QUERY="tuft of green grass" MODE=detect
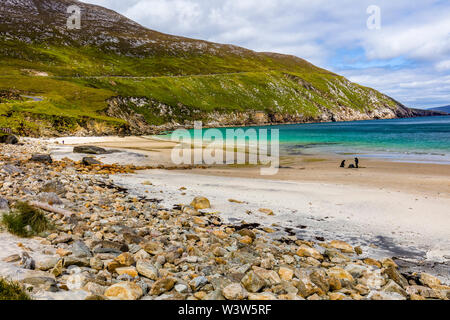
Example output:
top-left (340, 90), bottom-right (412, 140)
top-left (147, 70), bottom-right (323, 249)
top-left (0, 278), bottom-right (32, 300)
top-left (2, 202), bottom-right (51, 237)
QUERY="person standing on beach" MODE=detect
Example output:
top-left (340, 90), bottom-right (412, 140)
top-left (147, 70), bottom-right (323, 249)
top-left (355, 157), bottom-right (359, 168)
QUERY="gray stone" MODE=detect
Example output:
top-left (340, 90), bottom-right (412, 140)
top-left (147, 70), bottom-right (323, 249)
top-left (0, 135), bottom-right (18, 144)
top-left (189, 276), bottom-right (208, 291)
top-left (136, 260), bottom-right (159, 280)
top-left (72, 241), bottom-right (93, 258)
top-left (82, 157), bottom-right (102, 166)
top-left (73, 146), bottom-right (110, 155)
top-left (0, 197), bottom-right (9, 212)
top-left (30, 154), bottom-right (52, 164)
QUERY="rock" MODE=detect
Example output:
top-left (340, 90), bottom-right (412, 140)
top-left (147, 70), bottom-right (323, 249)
top-left (329, 240), bottom-right (354, 253)
top-left (363, 258), bottom-right (382, 268)
top-left (141, 241), bottom-right (162, 255)
top-left (3, 254), bottom-right (20, 263)
top-left (238, 229), bottom-right (256, 240)
top-left (309, 270), bottom-right (330, 293)
top-left (67, 273), bottom-right (88, 290)
top-left (0, 197), bottom-right (9, 212)
top-left (52, 234), bottom-right (72, 244)
top-left (222, 283), bottom-right (248, 300)
top-left (383, 280), bottom-right (408, 297)
top-left (258, 208), bottom-right (274, 216)
top-left (190, 197), bottom-right (211, 210)
top-left (420, 273), bottom-right (442, 288)
top-left (278, 267), bottom-right (294, 281)
top-left (105, 282), bottom-right (144, 300)
top-left (384, 266), bottom-right (408, 288)
top-left (324, 249), bottom-right (350, 263)
top-left (73, 146), bottom-right (109, 155)
top-left (30, 154), bottom-right (53, 164)
top-left (20, 252), bottom-right (35, 270)
top-left (136, 260), bottom-right (159, 280)
top-left (368, 290), bottom-right (406, 300)
top-left (51, 259), bottom-right (63, 277)
top-left (72, 241), bottom-right (93, 258)
top-left (116, 267), bottom-right (139, 278)
top-left (241, 271), bottom-right (265, 293)
top-left (63, 256), bottom-right (90, 268)
top-left (114, 252), bottom-right (135, 266)
top-left (344, 264), bottom-right (368, 278)
top-left (89, 257), bottom-right (104, 270)
top-left (150, 277), bottom-right (176, 296)
top-left (41, 181), bottom-right (66, 195)
top-left (190, 276), bottom-right (208, 291)
top-left (329, 292), bottom-right (347, 300)
top-left (358, 270), bottom-right (386, 290)
top-left (36, 256), bottom-right (60, 271)
top-left (326, 267), bottom-right (354, 283)
top-left (252, 266), bottom-right (281, 286)
top-left (354, 246), bottom-right (363, 255)
top-left (82, 157), bottom-right (102, 166)
top-left (406, 285), bottom-right (446, 300)
top-left (296, 245), bottom-right (323, 260)
top-left (0, 134), bottom-right (18, 144)
top-left (38, 192), bottom-right (62, 205)
top-left (83, 282), bottom-right (106, 296)
top-left (239, 236), bottom-right (253, 245)
top-left (175, 284), bottom-right (189, 294)
top-left (248, 292), bottom-right (277, 300)
top-left (22, 276), bottom-right (57, 292)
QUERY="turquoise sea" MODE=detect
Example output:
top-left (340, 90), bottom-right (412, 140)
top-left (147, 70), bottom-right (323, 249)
top-left (163, 116), bottom-right (450, 164)
top-left (270, 115), bottom-right (450, 164)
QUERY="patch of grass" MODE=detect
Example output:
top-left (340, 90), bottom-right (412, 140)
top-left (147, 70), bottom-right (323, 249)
top-left (0, 278), bottom-right (32, 300)
top-left (1, 202), bottom-right (51, 237)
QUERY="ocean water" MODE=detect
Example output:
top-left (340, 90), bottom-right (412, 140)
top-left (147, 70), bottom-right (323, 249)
top-left (161, 116), bottom-right (450, 164)
top-left (270, 116), bottom-right (450, 164)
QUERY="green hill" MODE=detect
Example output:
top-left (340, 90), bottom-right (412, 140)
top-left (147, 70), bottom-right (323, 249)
top-left (0, 0), bottom-right (435, 137)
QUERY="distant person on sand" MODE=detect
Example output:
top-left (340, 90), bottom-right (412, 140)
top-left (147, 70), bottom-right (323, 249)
top-left (340, 160), bottom-right (346, 168)
top-left (355, 157), bottom-right (359, 168)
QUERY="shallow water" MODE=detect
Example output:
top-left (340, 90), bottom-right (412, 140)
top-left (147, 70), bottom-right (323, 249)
top-left (161, 116), bottom-right (450, 164)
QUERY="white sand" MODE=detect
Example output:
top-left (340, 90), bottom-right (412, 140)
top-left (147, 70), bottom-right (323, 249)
top-left (111, 170), bottom-right (450, 265)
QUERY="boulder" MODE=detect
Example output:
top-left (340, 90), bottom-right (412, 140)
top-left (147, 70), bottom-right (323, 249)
top-left (73, 145), bottom-right (109, 155)
top-left (105, 282), bottom-right (144, 300)
top-left (71, 241), bottom-right (93, 258)
top-left (0, 134), bottom-right (18, 144)
top-left (82, 157), bottom-right (102, 166)
top-left (222, 283), bottom-right (248, 300)
top-left (30, 154), bottom-right (53, 164)
top-left (190, 197), bottom-right (211, 210)
top-left (136, 260), bottom-right (159, 280)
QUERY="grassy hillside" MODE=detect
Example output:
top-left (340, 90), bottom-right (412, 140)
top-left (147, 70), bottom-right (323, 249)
top-left (0, 0), bottom-right (403, 136)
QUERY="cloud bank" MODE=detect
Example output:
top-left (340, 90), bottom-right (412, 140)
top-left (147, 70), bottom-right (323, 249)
top-left (80, 0), bottom-right (450, 108)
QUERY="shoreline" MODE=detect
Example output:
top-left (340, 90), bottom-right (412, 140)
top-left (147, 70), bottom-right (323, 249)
top-left (46, 136), bottom-right (450, 264)
top-left (1, 136), bottom-right (448, 300)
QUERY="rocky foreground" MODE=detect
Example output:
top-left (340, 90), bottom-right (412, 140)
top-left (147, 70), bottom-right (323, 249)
top-left (0, 138), bottom-right (449, 300)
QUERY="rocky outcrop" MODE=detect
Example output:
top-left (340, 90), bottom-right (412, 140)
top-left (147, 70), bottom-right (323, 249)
top-left (105, 95), bottom-right (445, 135)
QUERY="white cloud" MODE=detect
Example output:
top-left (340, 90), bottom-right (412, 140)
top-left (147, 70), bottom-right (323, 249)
top-left (79, 0), bottom-right (450, 108)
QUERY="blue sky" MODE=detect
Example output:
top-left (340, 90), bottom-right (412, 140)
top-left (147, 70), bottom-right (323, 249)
top-left (81, 0), bottom-right (450, 109)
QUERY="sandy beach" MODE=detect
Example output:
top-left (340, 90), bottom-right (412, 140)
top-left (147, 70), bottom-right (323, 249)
top-left (42, 135), bottom-right (450, 282)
